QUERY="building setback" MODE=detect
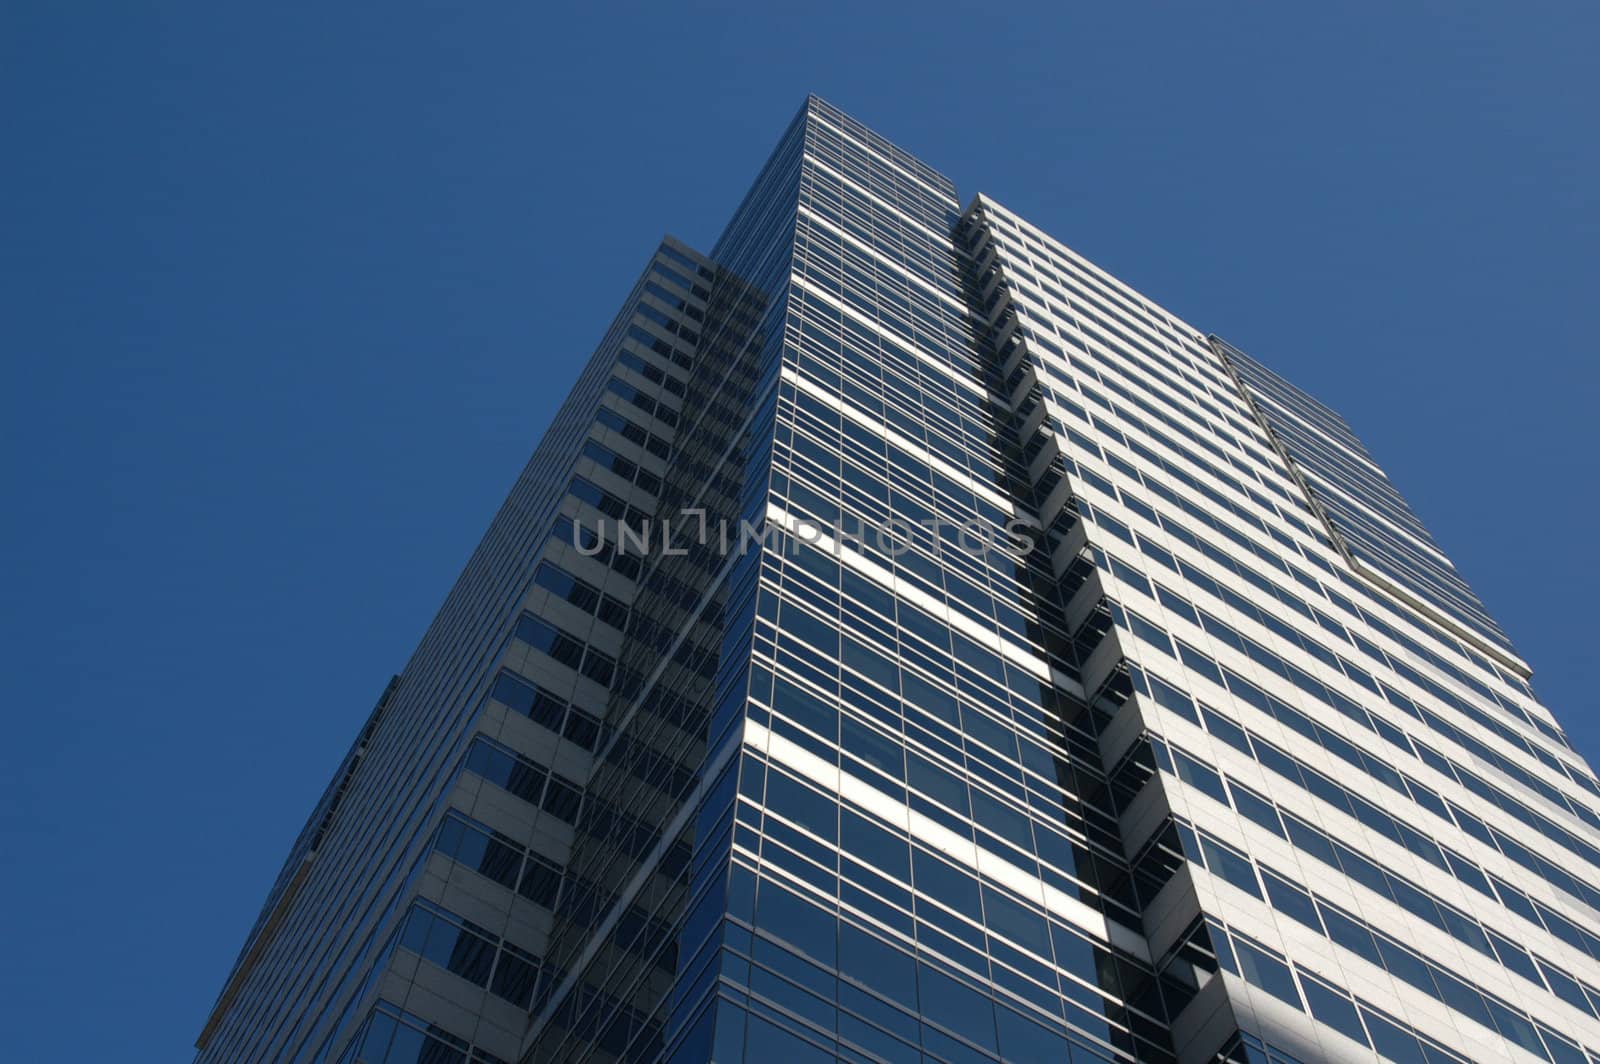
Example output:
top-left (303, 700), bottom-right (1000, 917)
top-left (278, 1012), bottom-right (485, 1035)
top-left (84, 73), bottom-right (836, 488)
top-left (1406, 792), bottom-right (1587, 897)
top-left (196, 97), bottom-right (1600, 1064)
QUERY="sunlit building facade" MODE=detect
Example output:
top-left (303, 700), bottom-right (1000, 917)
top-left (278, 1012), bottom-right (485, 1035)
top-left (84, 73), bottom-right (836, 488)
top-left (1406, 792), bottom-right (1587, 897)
top-left (198, 97), bottom-right (1600, 1064)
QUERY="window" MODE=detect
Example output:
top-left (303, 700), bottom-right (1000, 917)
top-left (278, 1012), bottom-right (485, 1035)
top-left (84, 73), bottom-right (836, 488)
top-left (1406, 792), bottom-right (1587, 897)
top-left (1231, 936), bottom-right (1300, 1009)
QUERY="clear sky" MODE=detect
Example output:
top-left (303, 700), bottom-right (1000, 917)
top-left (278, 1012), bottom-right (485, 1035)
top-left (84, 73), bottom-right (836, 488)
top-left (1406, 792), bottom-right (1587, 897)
top-left (2, 3), bottom-right (1596, 1059)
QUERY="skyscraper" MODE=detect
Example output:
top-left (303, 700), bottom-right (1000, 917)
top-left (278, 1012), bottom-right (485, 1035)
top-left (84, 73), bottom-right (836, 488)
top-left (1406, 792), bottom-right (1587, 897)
top-left (196, 97), bottom-right (1600, 1064)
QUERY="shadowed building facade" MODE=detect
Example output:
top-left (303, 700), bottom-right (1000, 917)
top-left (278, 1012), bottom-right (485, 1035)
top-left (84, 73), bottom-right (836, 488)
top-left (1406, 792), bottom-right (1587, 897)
top-left (197, 97), bottom-right (1600, 1064)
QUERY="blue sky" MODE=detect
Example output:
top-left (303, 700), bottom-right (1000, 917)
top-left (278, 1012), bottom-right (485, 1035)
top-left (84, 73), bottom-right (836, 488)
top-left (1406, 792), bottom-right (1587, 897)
top-left (2, 3), bottom-right (1596, 1058)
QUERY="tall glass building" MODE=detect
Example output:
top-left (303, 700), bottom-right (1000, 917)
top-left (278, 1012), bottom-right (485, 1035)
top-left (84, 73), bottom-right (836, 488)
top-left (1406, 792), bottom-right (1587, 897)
top-left (196, 97), bottom-right (1600, 1064)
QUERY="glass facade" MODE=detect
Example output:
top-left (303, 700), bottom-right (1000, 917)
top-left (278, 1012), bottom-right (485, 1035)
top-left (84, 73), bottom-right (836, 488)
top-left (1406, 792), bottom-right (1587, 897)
top-left (197, 97), bottom-right (1600, 1064)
